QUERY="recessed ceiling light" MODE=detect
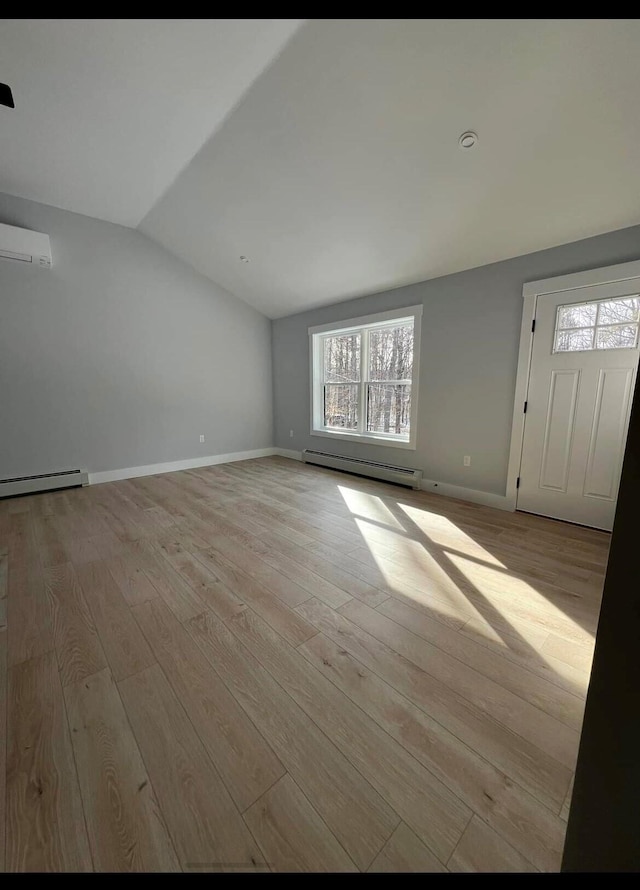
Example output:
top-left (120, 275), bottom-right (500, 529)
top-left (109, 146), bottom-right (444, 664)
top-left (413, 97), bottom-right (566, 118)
top-left (239, 255), bottom-right (250, 263)
top-left (458, 131), bottom-right (478, 150)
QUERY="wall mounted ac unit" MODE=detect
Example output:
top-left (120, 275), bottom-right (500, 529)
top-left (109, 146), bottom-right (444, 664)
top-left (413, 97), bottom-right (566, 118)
top-left (0, 222), bottom-right (52, 268)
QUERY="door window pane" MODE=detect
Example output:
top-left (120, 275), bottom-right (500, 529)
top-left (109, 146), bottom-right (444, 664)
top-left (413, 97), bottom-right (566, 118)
top-left (595, 324), bottom-right (639, 350)
top-left (323, 334), bottom-right (361, 382)
top-left (367, 383), bottom-right (411, 435)
top-left (324, 384), bottom-right (359, 429)
top-left (555, 328), bottom-right (595, 352)
top-left (557, 303), bottom-right (597, 329)
top-left (554, 296), bottom-right (640, 352)
top-left (597, 297), bottom-right (640, 326)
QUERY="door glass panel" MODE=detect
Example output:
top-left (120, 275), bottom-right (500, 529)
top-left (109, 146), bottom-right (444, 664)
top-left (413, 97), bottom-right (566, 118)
top-left (557, 303), bottom-right (597, 329)
top-left (595, 324), bottom-right (639, 350)
top-left (597, 297), bottom-right (640, 326)
top-left (554, 296), bottom-right (640, 352)
top-left (555, 328), bottom-right (595, 352)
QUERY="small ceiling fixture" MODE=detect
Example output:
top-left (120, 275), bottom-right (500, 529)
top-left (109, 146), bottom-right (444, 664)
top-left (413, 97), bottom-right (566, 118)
top-left (458, 131), bottom-right (478, 150)
top-left (239, 255), bottom-right (250, 263)
top-left (0, 83), bottom-right (15, 109)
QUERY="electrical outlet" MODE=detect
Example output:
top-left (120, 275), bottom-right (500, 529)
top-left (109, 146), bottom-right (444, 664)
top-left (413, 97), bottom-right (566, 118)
top-left (289, 429), bottom-right (294, 438)
top-left (200, 434), bottom-right (205, 443)
top-left (463, 455), bottom-right (471, 466)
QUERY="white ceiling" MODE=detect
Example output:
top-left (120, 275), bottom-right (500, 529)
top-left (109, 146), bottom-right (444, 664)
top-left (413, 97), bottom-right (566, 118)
top-left (3, 20), bottom-right (640, 318)
top-left (140, 19), bottom-right (640, 316)
top-left (0, 19), bottom-right (301, 226)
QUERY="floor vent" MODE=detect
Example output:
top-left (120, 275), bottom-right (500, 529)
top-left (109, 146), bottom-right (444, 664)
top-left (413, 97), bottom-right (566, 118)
top-left (302, 449), bottom-right (422, 489)
top-left (0, 468), bottom-right (89, 498)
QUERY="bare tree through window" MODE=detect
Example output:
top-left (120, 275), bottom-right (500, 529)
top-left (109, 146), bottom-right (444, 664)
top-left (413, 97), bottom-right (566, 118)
top-left (323, 334), bottom-right (360, 428)
top-left (367, 324), bottom-right (413, 435)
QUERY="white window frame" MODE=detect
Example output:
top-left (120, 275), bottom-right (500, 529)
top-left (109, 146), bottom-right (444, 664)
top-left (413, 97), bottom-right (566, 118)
top-left (309, 305), bottom-right (422, 450)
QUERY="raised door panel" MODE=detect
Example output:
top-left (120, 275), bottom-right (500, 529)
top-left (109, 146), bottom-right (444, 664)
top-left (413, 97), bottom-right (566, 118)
top-left (538, 370), bottom-right (580, 493)
top-left (583, 367), bottom-right (635, 500)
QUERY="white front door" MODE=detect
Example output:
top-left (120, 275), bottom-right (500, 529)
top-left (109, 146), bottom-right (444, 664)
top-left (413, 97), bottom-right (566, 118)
top-left (518, 282), bottom-right (640, 530)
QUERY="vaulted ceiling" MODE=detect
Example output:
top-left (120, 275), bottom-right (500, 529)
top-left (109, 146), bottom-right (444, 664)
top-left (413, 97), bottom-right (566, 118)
top-left (2, 19), bottom-right (640, 318)
top-left (0, 19), bottom-right (302, 226)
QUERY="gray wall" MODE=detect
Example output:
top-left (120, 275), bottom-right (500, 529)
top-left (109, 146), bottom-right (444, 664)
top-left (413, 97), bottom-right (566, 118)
top-left (273, 226), bottom-right (640, 496)
top-left (0, 192), bottom-right (273, 477)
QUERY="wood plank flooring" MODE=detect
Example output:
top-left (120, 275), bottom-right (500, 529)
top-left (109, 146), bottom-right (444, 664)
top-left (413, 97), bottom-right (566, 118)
top-left (0, 456), bottom-right (607, 872)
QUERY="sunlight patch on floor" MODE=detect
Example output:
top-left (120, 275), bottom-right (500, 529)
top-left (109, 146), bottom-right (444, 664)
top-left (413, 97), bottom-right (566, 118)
top-left (341, 487), bottom-right (596, 661)
top-left (397, 502), bottom-right (507, 568)
top-left (354, 516), bottom-right (489, 627)
top-left (462, 616), bottom-right (590, 696)
top-left (542, 656), bottom-right (591, 693)
top-left (447, 551), bottom-right (593, 643)
top-left (338, 486), bottom-right (406, 531)
top-left (462, 614), bottom-right (549, 650)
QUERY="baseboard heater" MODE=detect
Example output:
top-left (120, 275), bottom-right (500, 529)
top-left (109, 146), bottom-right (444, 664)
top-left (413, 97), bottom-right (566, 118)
top-left (0, 468), bottom-right (89, 498)
top-left (302, 449), bottom-right (423, 490)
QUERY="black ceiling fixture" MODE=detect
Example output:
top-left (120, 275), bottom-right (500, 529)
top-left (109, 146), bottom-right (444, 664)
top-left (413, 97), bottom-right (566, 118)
top-left (0, 83), bottom-right (15, 108)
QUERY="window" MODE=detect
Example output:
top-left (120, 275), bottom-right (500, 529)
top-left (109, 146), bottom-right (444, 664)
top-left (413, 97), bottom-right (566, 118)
top-left (554, 296), bottom-right (640, 353)
top-left (310, 306), bottom-right (422, 448)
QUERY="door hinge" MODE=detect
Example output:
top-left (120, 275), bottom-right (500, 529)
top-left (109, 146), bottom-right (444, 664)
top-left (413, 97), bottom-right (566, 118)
top-left (516, 476), bottom-right (521, 489)
top-left (523, 400), bottom-right (528, 414)
top-left (531, 319), bottom-right (536, 333)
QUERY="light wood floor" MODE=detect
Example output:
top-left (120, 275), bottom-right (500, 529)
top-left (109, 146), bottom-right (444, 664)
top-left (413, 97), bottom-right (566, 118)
top-left (0, 456), bottom-right (608, 872)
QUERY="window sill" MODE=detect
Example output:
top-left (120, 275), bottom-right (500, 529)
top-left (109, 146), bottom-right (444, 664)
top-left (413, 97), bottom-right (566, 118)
top-left (311, 428), bottom-right (416, 450)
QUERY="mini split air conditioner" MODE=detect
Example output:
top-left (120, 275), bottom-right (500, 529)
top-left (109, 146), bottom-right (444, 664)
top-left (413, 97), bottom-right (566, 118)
top-left (0, 222), bottom-right (52, 268)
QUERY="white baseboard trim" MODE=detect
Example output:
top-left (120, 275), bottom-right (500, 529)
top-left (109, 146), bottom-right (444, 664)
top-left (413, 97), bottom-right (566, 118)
top-left (88, 448), bottom-right (277, 485)
top-left (273, 448), bottom-right (303, 461)
top-left (421, 477), bottom-right (513, 512)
